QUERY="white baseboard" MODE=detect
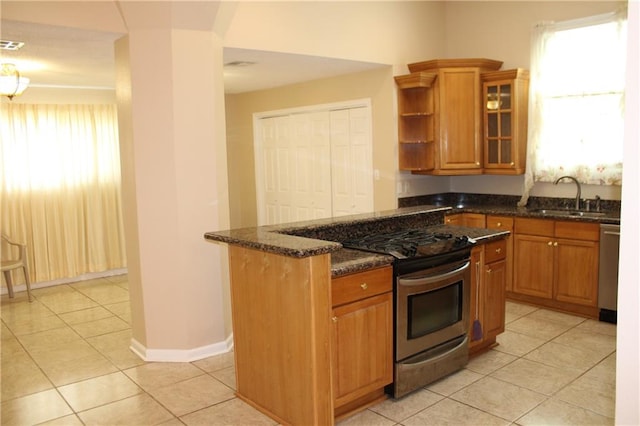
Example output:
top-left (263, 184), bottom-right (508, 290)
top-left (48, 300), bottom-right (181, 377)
top-left (129, 333), bottom-right (234, 362)
top-left (1, 268), bottom-right (128, 296)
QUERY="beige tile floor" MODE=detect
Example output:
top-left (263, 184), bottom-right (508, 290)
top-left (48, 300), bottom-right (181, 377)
top-left (1, 276), bottom-right (616, 425)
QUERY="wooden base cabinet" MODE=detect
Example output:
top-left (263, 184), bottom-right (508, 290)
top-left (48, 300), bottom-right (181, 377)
top-left (469, 239), bottom-right (507, 354)
top-left (485, 215), bottom-right (514, 292)
top-left (331, 266), bottom-right (393, 418)
top-left (444, 212), bottom-right (486, 228)
top-left (229, 247), bottom-right (334, 426)
top-left (512, 218), bottom-right (600, 317)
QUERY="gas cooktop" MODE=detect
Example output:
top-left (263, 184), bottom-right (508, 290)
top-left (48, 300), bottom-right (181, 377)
top-left (341, 228), bottom-right (476, 259)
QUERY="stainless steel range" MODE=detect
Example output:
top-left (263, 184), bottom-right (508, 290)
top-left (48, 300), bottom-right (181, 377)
top-left (342, 228), bottom-right (475, 398)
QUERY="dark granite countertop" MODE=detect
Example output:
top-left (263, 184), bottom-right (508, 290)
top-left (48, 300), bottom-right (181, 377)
top-left (330, 224), bottom-right (509, 277)
top-left (448, 204), bottom-right (621, 224)
top-left (330, 249), bottom-right (395, 277)
top-left (204, 205), bottom-right (510, 278)
top-left (400, 193), bottom-right (621, 225)
top-left (206, 192), bottom-right (621, 279)
top-left (204, 205), bottom-right (450, 259)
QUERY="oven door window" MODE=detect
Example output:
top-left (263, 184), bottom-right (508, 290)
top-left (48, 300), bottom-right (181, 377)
top-left (408, 280), bottom-right (463, 339)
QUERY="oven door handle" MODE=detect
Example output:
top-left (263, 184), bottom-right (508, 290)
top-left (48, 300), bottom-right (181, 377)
top-left (398, 261), bottom-right (470, 286)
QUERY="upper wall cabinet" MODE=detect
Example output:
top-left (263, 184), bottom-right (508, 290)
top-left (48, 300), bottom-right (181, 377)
top-left (481, 69), bottom-right (529, 175)
top-left (395, 59), bottom-right (529, 176)
top-left (394, 72), bottom-right (437, 171)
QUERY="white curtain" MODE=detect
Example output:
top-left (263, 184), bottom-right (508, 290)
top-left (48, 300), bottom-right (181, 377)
top-left (1, 104), bottom-right (126, 283)
top-left (519, 9), bottom-right (627, 206)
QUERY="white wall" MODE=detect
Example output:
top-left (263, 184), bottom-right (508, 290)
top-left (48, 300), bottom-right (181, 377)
top-left (616, 0), bottom-right (640, 422)
top-left (224, 1), bottom-right (446, 70)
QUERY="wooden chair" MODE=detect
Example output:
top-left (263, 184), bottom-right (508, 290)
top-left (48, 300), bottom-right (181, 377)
top-left (1, 233), bottom-right (33, 302)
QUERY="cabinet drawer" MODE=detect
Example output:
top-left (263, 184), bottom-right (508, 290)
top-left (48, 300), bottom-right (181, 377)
top-left (463, 213), bottom-right (486, 228)
top-left (485, 239), bottom-right (507, 263)
top-left (486, 215), bottom-right (514, 231)
top-left (332, 266), bottom-right (393, 307)
top-left (515, 217), bottom-right (554, 237)
top-left (445, 214), bottom-right (463, 225)
top-left (555, 220), bottom-right (600, 241)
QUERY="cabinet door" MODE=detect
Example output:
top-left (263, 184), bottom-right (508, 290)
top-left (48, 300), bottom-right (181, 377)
top-left (482, 70), bottom-right (529, 175)
top-left (469, 247), bottom-right (485, 349)
top-left (484, 259), bottom-right (506, 339)
top-left (484, 81), bottom-right (514, 169)
top-left (462, 213), bottom-right (486, 228)
top-left (332, 293), bottom-right (393, 407)
top-left (554, 239), bottom-right (600, 307)
top-left (444, 213), bottom-right (463, 225)
top-left (437, 68), bottom-right (482, 171)
top-left (445, 213), bottom-right (485, 227)
top-left (486, 215), bottom-right (514, 291)
top-left (513, 234), bottom-right (554, 299)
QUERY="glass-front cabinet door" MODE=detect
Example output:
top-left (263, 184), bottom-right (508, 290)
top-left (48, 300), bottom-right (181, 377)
top-left (481, 69), bottom-right (529, 175)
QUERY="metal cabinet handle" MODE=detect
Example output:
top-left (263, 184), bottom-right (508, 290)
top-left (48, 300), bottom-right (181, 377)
top-left (332, 316), bottom-right (338, 323)
top-left (360, 283), bottom-right (368, 290)
top-left (495, 247), bottom-right (502, 254)
top-left (553, 242), bottom-right (558, 247)
top-left (548, 241), bottom-right (553, 246)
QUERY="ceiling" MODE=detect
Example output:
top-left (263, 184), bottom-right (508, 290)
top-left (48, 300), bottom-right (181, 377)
top-left (0, 20), bottom-right (385, 95)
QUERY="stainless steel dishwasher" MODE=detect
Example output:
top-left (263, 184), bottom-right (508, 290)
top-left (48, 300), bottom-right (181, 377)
top-left (598, 223), bottom-right (620, 323)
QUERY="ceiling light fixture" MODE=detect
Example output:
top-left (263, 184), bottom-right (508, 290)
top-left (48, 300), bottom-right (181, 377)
top-left (0, 63), bottom-right (30, 100)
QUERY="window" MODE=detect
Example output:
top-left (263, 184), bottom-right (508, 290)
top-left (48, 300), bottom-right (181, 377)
top-left (521, 9), bottom-right (627, 202)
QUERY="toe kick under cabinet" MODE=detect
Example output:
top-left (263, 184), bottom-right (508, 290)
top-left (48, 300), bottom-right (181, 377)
top-left (511, 218), bottom-right (600, 317)
top-left (331, 266), bottom-right (393, 419)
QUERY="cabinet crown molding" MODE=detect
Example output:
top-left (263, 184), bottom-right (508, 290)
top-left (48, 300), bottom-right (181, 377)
top-left (408, 58), bottom-right (503, 73)
top-left (481, 68), bottom-right (530, 81)
top-left (394, 72), bottom-right (437, 89)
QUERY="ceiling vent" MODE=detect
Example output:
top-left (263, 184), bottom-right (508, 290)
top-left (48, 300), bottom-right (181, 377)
top-left (0, 40), bottom-right (25, 51)
top-left (225, 61), bottom-right (256, 67)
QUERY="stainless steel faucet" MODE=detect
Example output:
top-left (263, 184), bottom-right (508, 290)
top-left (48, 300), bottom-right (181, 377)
top-left (554, 175), bottom-right (581, 210)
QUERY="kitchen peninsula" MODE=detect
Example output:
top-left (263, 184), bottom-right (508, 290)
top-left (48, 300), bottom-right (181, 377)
top-left (204, 206), bottom-right (509, 425)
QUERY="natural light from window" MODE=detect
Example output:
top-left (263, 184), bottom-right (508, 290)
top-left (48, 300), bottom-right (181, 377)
top-left (525, 11), bottom-right (627, 190)
top-left (1, 104), bottom-right (121, 192)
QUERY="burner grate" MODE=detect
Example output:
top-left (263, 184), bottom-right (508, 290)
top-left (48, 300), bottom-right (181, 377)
top-left (342, 229), bottom-right (471, 259)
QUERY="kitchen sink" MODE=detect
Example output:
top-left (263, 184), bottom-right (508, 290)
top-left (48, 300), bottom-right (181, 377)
top-left (532, 209), bottom-right (607, 218)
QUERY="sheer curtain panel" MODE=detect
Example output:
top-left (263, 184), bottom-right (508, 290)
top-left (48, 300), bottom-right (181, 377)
top-left (519, 9), bottom-right (627, 205)
top-left (1, 104), bottom-right (126, 283)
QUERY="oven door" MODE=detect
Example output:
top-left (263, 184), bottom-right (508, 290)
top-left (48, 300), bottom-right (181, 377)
top-left (396, 259), bottom-right (470, 361)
